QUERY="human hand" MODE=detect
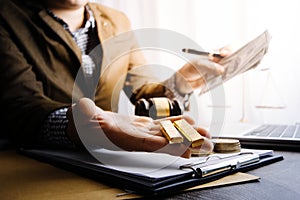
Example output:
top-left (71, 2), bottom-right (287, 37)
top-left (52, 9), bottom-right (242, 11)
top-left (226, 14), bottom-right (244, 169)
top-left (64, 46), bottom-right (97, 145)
top-left (66, 98), bottom-right (213, 158)
top-left (176, 46), bottom-right (232, 91)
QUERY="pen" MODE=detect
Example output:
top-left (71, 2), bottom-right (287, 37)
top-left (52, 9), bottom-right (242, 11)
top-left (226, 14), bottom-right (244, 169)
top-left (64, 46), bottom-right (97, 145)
top-left (182, 48), bottom-right (224, 58)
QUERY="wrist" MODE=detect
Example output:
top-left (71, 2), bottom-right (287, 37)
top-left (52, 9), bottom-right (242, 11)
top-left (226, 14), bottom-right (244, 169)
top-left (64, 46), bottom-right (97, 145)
top-left (164, 74), bottom-right (193, 111)
top-left (66, 106), bottom-right (83, 146)
top-left (174, 73), bottom-right (193, 95)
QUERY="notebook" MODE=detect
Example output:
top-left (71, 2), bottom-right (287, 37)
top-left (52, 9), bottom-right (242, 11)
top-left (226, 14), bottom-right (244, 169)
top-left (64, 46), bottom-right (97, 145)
top-left (214, 123), bottom-right (300, 150)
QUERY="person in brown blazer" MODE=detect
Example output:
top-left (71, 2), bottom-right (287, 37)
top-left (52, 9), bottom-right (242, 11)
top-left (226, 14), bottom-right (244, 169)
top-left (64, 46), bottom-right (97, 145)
top-left (0, 0), bottom-right (228, 157)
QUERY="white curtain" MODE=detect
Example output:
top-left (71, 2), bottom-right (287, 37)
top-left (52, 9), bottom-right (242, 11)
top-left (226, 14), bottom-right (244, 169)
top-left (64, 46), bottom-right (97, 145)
top-left (92, 0), bottom-right (300, 125)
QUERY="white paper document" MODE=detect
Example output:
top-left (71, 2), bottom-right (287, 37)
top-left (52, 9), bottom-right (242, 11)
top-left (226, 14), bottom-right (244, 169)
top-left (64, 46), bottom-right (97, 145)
top-left (91, 148), bottom-right (273, 179)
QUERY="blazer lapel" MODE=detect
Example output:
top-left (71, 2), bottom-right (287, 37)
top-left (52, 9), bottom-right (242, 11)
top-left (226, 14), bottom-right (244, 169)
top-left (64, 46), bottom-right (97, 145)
top-left (37, 9), bottom-right (86, 99)
top-left (38, 9), bottom-right (82, 64)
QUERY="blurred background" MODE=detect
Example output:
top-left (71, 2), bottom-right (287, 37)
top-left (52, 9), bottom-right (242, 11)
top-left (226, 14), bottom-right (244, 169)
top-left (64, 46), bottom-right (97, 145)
top-left (92, 0), bottom-right (300, 127)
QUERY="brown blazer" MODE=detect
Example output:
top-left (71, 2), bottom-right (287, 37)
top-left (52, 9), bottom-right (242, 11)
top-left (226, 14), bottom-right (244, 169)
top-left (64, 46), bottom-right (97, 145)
top-left (0, 0), bottom-right (166, 146)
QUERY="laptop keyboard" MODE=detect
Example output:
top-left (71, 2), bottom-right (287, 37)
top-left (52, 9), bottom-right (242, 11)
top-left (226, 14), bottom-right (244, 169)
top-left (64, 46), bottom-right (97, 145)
top-left (244, 124), bottom-right (300, 138)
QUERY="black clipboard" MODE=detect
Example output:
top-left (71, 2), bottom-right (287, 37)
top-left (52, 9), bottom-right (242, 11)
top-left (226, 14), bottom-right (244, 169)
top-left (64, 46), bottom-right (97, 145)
top-left (19, 148), bottom-right (283, 196)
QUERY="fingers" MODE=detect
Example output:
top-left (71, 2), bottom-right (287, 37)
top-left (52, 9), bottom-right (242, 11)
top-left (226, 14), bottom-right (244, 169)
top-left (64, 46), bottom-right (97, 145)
top-left (142, 136), bottom-right (191, 158)
top-left (148, 117), bottom-right (213, 158)
top-left (72, 99), bottom-right (212, 159)
top-left (219, 45), bottom-right (233, 57)
top-left (202, 137), bottom-right (214, 152)
top-left (194, 126), bottom-right (211, 139)
top-left (211, 45), bottom-right (233, 63)
top-left (98, 114), bottom-right (212, 158)
top-left (141, 135), bottom-right (169, 152)
top-left (189, 137), bottom-right (214, 154)
top-left (179, 45), bottom-right (231, 88)
top-left (154, 115), bottom-right (195, 125)
top-left (194, 59), bottom-right (225, 75)
top-left (153, 115), bottom-right (195, 137)
top-left (192, 45), bottom-right (233, 74)
top-left (141, 133), bottom-right (213, 158)
top-left (158, 143), bottom-right (192, 158)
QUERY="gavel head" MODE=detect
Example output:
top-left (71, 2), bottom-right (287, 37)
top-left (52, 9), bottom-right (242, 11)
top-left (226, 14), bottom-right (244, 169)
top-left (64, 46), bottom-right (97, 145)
top-left (135, 97), bottom-right (183, 119)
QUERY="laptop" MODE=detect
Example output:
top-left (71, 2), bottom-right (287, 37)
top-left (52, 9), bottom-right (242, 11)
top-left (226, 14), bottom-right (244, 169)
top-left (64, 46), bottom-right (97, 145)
top-left (214, 122), bottom-right (300, 150)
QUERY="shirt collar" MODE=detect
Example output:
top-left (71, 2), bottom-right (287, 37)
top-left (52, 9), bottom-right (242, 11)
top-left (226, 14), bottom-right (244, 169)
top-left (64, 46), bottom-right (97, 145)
top-left (46, 5), bottom-right (96, 36)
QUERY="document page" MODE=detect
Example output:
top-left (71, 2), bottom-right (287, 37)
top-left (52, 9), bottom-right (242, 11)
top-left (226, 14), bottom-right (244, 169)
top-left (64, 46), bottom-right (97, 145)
top-left (21, 147), bottom-right (274, 181)
top-left (91, 148), bottom-right (273, 179)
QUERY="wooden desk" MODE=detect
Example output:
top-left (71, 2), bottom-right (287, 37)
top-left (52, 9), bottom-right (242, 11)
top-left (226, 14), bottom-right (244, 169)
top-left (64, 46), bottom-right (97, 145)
top-left (0, 150), bottom-right (139, 200)
top-left (1, 150), bottom-right (299, 200)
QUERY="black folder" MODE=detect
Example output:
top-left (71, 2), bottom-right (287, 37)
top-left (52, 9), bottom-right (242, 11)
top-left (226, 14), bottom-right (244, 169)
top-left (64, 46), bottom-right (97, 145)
top-left (19, 148), bottom-right (283, 196)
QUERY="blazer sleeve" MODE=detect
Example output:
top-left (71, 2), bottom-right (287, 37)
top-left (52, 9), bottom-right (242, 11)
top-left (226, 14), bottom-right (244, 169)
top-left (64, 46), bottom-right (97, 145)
top-left (116, 15), bottom-right (167, 104)
top-left (92, 4), bottom-right (168, 106)
top-left (123, 47), bottom-right (168, 104)
top-left (0, 21), bottom-right (69, 147)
